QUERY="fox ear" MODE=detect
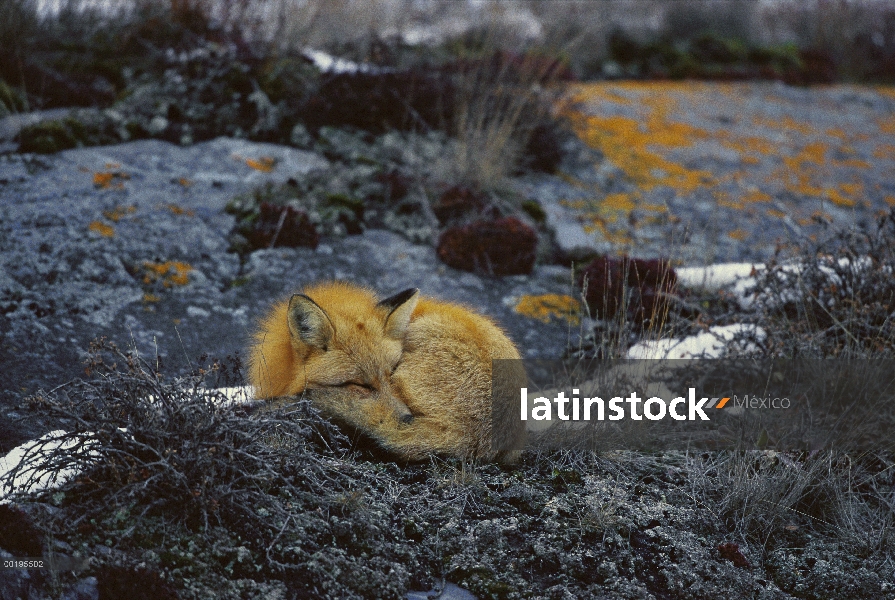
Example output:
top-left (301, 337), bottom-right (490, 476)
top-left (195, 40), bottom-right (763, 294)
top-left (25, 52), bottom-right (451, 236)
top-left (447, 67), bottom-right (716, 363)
top-left (378, 288), bottom-right (419, 339)
top-left (287, 294), bottom-right (335, 350)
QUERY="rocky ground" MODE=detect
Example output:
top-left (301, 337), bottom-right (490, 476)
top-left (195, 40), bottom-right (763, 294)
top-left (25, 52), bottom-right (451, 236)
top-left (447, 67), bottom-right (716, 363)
top-left (0, 81), bottom-right (893, 599)
top-left (0, 136), bottom-right (578, 449)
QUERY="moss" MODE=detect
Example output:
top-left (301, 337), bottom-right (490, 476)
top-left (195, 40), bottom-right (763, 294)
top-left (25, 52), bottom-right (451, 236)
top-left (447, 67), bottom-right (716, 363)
top-left (18, 118), bottom-right (81, 154)
top-left (520, 200), bottom-right (546, 223)
top-left (17, 114), bottom-right (119, 154)
top-left (0, 79), bottom-right (25, 116)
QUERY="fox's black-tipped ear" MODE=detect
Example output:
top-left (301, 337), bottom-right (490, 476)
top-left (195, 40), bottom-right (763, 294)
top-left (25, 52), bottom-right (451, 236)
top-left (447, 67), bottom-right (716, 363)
top-left (378, 288), bottom-right (419, 339)
top-left (287, 294), bottom-right (334, 350)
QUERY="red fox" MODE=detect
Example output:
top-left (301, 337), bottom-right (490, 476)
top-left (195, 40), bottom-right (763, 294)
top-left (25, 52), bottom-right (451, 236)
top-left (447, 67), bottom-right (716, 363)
top-left (248, 282), bottom-right (526, 463)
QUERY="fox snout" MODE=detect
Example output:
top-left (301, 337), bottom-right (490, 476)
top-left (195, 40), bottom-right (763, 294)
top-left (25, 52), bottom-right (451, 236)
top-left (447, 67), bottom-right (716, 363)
top-left (383, 392), bottom-right (414, 425)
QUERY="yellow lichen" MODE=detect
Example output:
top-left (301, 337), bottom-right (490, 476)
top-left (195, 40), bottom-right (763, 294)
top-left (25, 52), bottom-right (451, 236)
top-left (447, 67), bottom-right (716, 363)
top-left (88, 221), bottom-right (114, 237)
top-left (559, 81), bottom-right (887, 233)
top-left (742, 189), bottom-right (772, 203)
top-left (102, 205), bottom-right (136, 222)
top-left (563, 85), bottom-right (714, 196)
top-left (514, 294), bottom-right (581, 325)
top-left (245, 156), bottom-right (276, 172)
top-left (603, 193), bottom-right (636, 211)
top-left (143, 261), bottom-right (193, 288)
top-left (166, 204), bottom-right (195, 217)
top-left (93, 172), bottom-right (114, 188)
top-left (93, 170), bottom-right (130, 190)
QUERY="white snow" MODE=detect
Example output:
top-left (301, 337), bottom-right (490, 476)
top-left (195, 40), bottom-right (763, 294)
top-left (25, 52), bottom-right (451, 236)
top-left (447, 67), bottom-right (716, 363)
top-left (302, 49), bottom-right (386, 75)
top-left (676, 262), bottom-right (762, 291)
top-left (675, 262), bottom-right (764, 309)
top-left (627, 324), bottom-right (766, 359)
top-left (0, 430), bottom-right (97, 503)
top-left (205, 386), bottom-right (257, 406)
top-left (0, 387), bottom-right (258, 502)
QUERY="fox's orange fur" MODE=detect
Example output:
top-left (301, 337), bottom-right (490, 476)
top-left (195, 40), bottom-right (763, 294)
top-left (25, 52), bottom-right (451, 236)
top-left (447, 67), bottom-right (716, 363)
top-left (248, 282), bottom-right (526, 463)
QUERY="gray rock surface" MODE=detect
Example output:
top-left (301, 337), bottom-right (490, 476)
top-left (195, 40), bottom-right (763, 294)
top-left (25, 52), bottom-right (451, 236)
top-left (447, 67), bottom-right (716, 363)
top-left (527, 82), bottom-right (895, 266)
top-left (0, 137), bottom-right (577, 450)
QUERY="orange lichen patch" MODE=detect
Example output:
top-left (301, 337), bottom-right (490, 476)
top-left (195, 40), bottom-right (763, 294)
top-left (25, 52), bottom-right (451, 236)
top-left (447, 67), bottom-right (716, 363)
top-left (766, 208), bottom-right (787, 219)
top-left (563, 85), bottom-right (714, 195)
top-left (728, 229), bottom-right (749, 241)
top-left (142, 293), bottom-right (161, 303)
top-left (877, 87), bottom-right (895, 100)
top-left (773, 141), bottom-right (843, 199)
top-left (716, 191), bottom-right (743, 209)
top-left (878, 115), bottom-right (895, 135)
top-left (836, 158), bottom-right (871, 169)
top-left (93, 170), bottom-right (130, 190)
top-left (93, 172), bottom-right (114, 187)
top-left (885, 196), bottom-right (895, 207)
top-left (177, 177), bottom-right (193, 187)
top-left (88, 221), bottom-right (114, 237)
top-left (245, 156), bottom-right (276, 172)
top-left (809, 210), bottom-right (833, 224)
top-left (753, 115), bottom-right (815, 136)
top-left (514, 294), bottom-right (581, 325)
top-left (826, 127), bottom-right (848, 139)
top-left (560, 198), bottom-right (590, 211)
top-left (102, 205), bottom-right (136, 222)
top-left (838, 182), bottom-right (863, 197)
top-left (603, 192), bottom-right (636, 211)
top-left (823, 185), bottom-right (858, 207)
top-left (143, 261), bottom-right (193, 287)
top-left (742, 189), bottom-right (772, 203)
top-left (165, 203), bottom-right (195, 217)
top-left (873, 144), bottom-right (895, 159)
top-left (719, 134), bottom-right (779, 158)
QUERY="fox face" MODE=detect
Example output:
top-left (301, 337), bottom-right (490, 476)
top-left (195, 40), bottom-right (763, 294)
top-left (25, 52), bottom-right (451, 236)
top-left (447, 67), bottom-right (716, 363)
top-left (249, 283), bottom-right (420, 432)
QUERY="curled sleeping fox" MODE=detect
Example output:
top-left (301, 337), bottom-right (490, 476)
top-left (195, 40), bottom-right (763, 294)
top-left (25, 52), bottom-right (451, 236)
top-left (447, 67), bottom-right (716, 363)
top-left (248, 282), bottom-right (526, 463)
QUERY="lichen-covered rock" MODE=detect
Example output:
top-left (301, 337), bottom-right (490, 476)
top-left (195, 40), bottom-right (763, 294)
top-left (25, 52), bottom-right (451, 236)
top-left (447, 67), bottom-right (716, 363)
top-left (437, 217), bottom-right (537, 276)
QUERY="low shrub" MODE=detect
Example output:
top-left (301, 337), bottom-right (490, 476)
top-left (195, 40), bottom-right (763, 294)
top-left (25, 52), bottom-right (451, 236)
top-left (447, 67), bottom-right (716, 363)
top-left (436, 216), bottom-right (538, 276)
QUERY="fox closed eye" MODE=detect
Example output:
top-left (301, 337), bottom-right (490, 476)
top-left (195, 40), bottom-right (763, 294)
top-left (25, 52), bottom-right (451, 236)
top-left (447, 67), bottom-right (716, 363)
top-left (337, 381), bottom-right (375, 392)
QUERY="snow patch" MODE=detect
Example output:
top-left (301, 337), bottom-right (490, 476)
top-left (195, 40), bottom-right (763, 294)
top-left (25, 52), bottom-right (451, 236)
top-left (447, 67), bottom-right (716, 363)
top-left (0, 430), bottom-right (97, 503)
top-left (0, 387), bottom-right (258, 502)
top-left (627, 324), bottom-right (766, 359)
